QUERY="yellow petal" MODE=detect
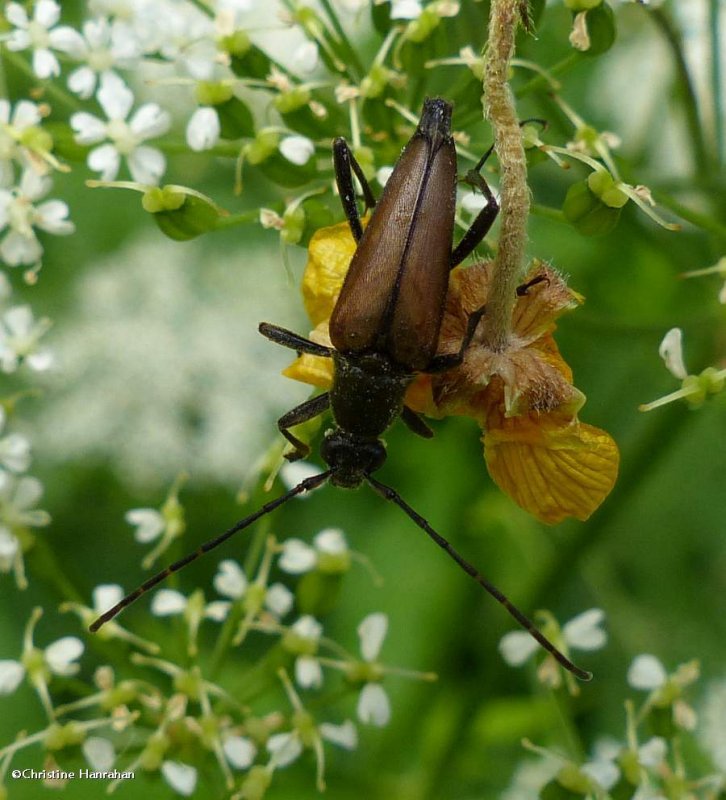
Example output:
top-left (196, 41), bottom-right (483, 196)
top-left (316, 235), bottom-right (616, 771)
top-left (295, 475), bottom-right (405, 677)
top-left (302, 221), bottom-right (358, 326)
top-left (282, 322), bottom-right (334, 389)
top-left (483, 414), bottom-right (619, 524)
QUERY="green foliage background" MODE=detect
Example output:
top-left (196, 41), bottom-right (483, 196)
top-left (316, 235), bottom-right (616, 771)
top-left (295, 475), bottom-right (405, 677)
top-left (1, 0), bottom-right (725, 797)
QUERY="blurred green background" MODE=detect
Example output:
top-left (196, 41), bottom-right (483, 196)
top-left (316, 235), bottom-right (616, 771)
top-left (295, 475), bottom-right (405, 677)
top-left (2, 0), bottom-right (725, 797)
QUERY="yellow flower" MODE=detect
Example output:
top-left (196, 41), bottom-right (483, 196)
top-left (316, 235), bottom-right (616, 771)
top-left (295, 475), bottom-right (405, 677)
top-left (284, 225), bottom-right (619, 524)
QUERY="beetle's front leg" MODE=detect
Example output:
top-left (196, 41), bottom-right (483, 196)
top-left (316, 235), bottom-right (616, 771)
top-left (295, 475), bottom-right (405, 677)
top-left (332, 138), bottom-right (377, 243)
top-left (278, 393), bottom-right (331, 461)
top-left (450, 174), bottom-right (499, 268)
top-left (427, 305), bottom-right (487, 373)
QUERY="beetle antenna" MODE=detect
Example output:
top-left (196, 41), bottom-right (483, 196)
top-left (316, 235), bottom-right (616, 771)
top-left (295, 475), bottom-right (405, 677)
top-left (90, 470), bottom-right (333, 632)
top-left (367, 475), bottom-right (592, 681)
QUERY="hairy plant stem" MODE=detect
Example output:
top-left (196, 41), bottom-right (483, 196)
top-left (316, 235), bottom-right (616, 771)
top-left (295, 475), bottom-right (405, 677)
top-left (482, 0), bottom-right (529, 352)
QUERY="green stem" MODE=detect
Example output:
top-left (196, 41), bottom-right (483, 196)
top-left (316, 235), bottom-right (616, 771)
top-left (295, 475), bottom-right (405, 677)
top-left (650, 7), bottom-right (712, 175)
top-left (318, 0), bottom-right (364, 78)
top-left (530, 203), bottom-right (567, 224)
top-left (709, 0), bottom-right (724, 165)
top-left (213, 210), bottom-right (260, 230)
top-left (515, 53), bottom-right (580, 98)
top-left (656, 191), bottom-right (726, 240)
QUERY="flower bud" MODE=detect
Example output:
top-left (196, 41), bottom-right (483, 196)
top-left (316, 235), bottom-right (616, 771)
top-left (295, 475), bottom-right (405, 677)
top-left (564, 0), bottom-right (601, 10)
top-left (238, 766), bottom-right (272, 800)
top-left (44, 722), bottom-right (86, 751)
top-left (404, 7), bottom-right (441, 42)
top-left (245, 130), bottom-right (280, 165)
top-left (587, 170), bottom-right (628, 208)
top-left (563, 180), bottom-right (621, 236)
top-left (143, 188), bottom-right (222, 241)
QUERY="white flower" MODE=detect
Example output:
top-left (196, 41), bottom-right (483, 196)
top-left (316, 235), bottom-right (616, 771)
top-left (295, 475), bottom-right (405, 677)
top-left (376, 166), bottom-right (394, 187)
top-left (223, 735), bottom-right (257, 770)
top-left (5, 1), bottom-right (85, 79)
top-left (356, 612), bottom-right (390, 726)
top-left (186, 107), bottom-right (221, 152)
top-left (279, 136), bottom-right (314, 166)
top-left (279, 460), bottom-right (324, 493)
top-left (70, 72), bottom-right (170, 184)
top-left (499, 608), bottom-right (607, 668)
top-left (628, 654), bottom-right (668, 690)
top-left (0, 407), bottom-right (31, 473)
top-left (292, 41), bottom-right (319, 74)
top-left (288, 615), bottom-right (324, 689)
top-left (0, 100), bottom-right (44, 184)
top-left (82, 737), bottom-right (116, 771)
top-left (0, 168), bottom-right (74, 268)
top-left (319, 720), bottom-right (357, 749)
top-left (66, 17), bottom-right (141, 99)
top-left (161, 761), bottom-right (197, 797)
top-left (0, 474), bottom-right (51, 582)
top-left (658, 328), bottom-right (688, 380)
top-left (213, 558), bottom-right (293, 619)
top-left (390, 0), bottom-right (423, 19)
top-left (278, 528), bottom-right (350, 575)
top-left (125, 507), bottom-right (165, 543)
top-left (267, 731), bottom-right (303, 767)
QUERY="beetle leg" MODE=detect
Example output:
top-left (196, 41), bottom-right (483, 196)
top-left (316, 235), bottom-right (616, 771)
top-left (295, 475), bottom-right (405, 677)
top-left (516, 274), bottom-right (549, 296)
top-left (333, 137), bottom-right (377, 243)
top-left (278, 392), bottom-right (331, 461)
top-left (427, 304), bottom-right (486, 373)
top-left (259, 322), bottom-right (333, 358)
top-left (450, 172), bottom-right (499, 267)
top-left (401, 406), bottom-right (434, 439)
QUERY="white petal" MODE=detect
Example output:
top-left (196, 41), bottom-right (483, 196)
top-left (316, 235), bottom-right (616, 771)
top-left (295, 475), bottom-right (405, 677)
top-left (390, 0), bottom-right (422, 19)
top-left (278, 539), bottom-right (316, 573)
top-left (70, 111), bottom-right (107, 145)
top-left (357, 682), bottom-right (390, 727)
top-left (161, 761), bottom-right (197, 797)
top-left (82, 736), bottom-right (115, 770)
top-left (461, 190), bottom-right (487, 214)
top-left (14, 475), bottom-right (43, 510)
top-left (279, 461), bottom-right (324, 493)
top-left (223, 736), bottom-right (256, 769)
top-left (186, 107), bottom-right (220, 152)
top-left (0, 530), bottom-right (19, 559)
top-left (562, 608), bottom-right (607, 651)
top-left (33, 49), bottom-right (60, 79)
top-left (264, 583), bottom-right (293, 618)
top-left (659, 328), bottom-right (688, 380)
top-left (320, 720), bottom-right (357, 750)
top-left (151, 589), bottom-right (187, 616)
top-left (45, 636), bottom-right (84, 675)
top-left (204, 600), bottom-right (231, 622)
top-left (19, 168), bottom-right (51, 201)
top-left (628, 654), bottom-right (667, 690)
top-left (295, 655), bottom-right (322, 689)
top-left (292, 41), bottom-right (319, 74)
top-left (97, 72), bottom-right (134, 121)
top-left (125, 508), bottom-right (164, 543)
top-left (0, 433), bottom-right (31, 472)
top-left (129, 103), bottom-right (170, 140)
top-left (0, 660), bottom-right (25, 693)
top-left (279, 135), bottom-right (314, 166)
top-left (638, 736), bottom-right (667, 767)
top-left (291, 614), bottom-right (322, 641)
top-left (49, 26), bottom-right (86, 57)
top-left (358, 612), bottom-right (387, 662)
top-left (582, 760), bottom-right (619, 790)
top-left (35, 200), bottom-right (74, 235)
top-left (6, 30), bottom-right (31, 52)
top-left (127, 145), bottom-right (166, 185)
top-left (498, 630), bottom-right (540, 666)
top-left (27, 350), bottom-right (54, 372)
top-left (13, 101), bottom-right (41, 129)
top-left (3, 305), bottom-right (33, 336)
top-left (313, 528), bottom-right (347, 555)
top-left (87, 143), bottom-right (121, 181)
top-left (213, 559), bottom-right (248, 598)
top-left (376, 166), bottom-right (394, 187)
top-left (5, 4), bottom-right (29, 28)
top-left (34, 0), bottom-right (61, 28)
top-left (93, 584), bottom-right (124, 613)
top-left (68, 67), bottom-right (97, 99)
top-left (267, 732), bottom-right (302, 767)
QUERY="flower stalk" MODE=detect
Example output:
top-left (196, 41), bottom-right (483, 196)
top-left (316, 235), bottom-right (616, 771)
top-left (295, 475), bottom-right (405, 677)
top-left (482, 0), bottom-right (529, 351)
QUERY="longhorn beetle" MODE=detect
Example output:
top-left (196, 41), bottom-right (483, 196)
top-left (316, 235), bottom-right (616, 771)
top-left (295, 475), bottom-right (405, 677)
top-left (92, 98), bottom-right (591, 681)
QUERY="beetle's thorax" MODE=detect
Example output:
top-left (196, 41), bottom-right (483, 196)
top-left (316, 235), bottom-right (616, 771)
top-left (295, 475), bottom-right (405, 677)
top-left (320, 351), bottom-right (413, 488)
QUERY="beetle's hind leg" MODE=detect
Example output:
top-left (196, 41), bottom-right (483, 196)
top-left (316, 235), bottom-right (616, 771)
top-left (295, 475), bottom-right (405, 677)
top-left (401, 406), bottom-right (434, 439)
top-left (427, 304), bottom-right (487, 373)
top-left (333, 138), bottom-right (377, 243)
top-left (278, 393), bottom-right (331, 461)
top-left (259, 322), bottom-right (333, 358)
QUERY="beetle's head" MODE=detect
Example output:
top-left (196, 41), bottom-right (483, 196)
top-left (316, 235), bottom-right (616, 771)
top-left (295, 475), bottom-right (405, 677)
top-left (321, 429), bottom-right (386, 488)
